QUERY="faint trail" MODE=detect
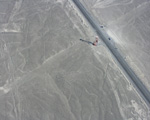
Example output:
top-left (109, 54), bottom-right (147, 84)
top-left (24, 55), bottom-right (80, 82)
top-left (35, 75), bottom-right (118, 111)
top-left (8, 0), bottom-right (23, 22)
top-left (0, 0), bottom-right (23, 33)
top-left (108, 1), bottom-right (150, 26)
top-left (93, 0), bottom-right (134, 8)
top-left (0, 41), bottom-right (80, 97)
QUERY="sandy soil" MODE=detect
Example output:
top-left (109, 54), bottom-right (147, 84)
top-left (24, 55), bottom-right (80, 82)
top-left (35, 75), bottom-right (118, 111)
top-left (80, 0), bottom-right (150, 93)
top-left (0, 0), bottom-right (149, 120)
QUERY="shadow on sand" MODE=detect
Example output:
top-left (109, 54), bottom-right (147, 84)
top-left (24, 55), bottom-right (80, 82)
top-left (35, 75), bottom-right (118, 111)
top-left (79, 39), bottom-right (93, 45)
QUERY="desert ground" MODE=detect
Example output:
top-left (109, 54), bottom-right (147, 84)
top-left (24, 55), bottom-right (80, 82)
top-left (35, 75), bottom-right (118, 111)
top-left (0, 0), bottom-right (149, 120)
top-left (80, 0), bottom-right (150, 92)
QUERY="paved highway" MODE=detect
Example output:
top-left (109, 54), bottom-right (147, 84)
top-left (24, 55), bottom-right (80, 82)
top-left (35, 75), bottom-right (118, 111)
top-left (73, 0), bottom-right (150, 106)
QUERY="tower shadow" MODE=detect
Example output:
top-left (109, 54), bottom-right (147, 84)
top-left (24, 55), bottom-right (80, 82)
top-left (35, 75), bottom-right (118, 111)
top-left (79, 39), bottom-right (93, 45)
